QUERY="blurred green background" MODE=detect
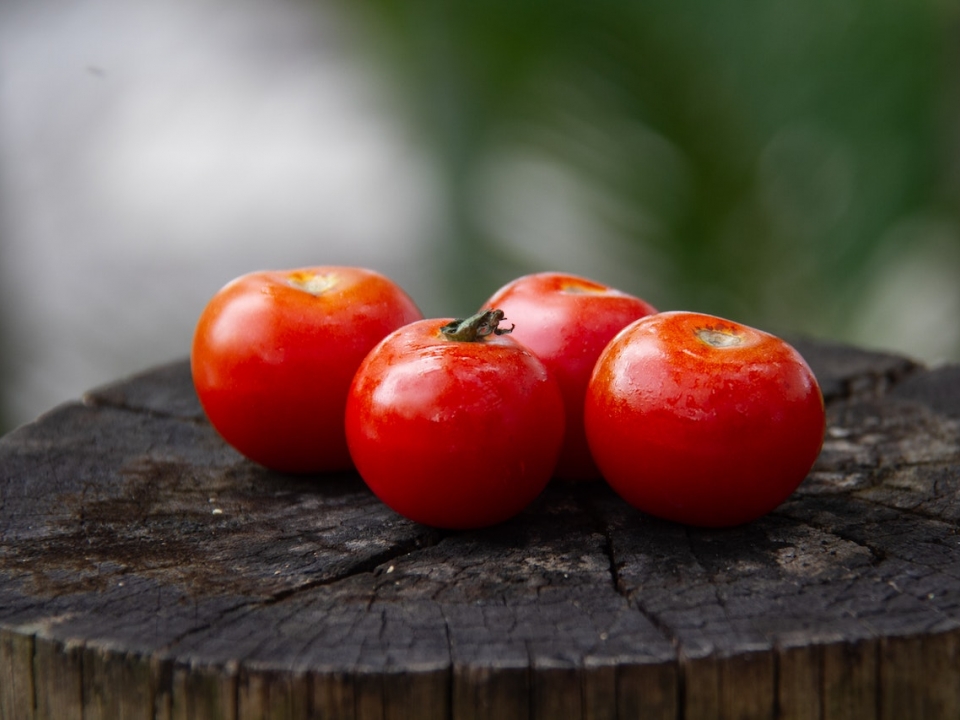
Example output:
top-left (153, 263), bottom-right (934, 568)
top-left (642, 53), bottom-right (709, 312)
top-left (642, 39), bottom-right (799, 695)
top-left (0, 0), bottom-right (958, 434)
top-left (338, 0), bottom-right (960, 347)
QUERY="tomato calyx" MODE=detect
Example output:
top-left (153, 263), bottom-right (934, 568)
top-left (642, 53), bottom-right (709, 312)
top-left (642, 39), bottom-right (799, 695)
top-left (440, 309), bottom-right (515, 342)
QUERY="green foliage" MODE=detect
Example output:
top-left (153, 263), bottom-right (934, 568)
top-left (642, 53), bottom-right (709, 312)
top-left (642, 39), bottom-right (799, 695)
top-left (337, 0), bottom-right (960, 350)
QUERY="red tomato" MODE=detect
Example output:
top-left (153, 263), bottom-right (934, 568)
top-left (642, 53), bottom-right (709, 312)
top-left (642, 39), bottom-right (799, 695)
top-left (482, 272), bottom-right (657, 481)
top-left (345, 310), bottom-right (565, 529)
top-left (585, 311), bottom-right (825, 527)
top-left (191, 266), bottom-right (422, 474)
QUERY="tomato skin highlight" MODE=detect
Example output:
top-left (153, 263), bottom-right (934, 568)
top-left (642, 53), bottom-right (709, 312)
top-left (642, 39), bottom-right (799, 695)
top-left (345, 316), bottom-right (565, 529)
top-left (482, 272), bottom-right (657, 481)
top-left (585, 311), bottom-right (826, 528)
top-left (191, 266), bottom-right (422, 474)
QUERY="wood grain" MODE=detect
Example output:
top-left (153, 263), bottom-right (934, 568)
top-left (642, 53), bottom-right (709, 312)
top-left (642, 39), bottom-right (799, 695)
top-left (1, 340), bottom-right (959, 719)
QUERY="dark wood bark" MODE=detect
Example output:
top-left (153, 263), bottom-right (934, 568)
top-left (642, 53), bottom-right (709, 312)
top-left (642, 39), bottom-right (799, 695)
top-left (1, 338), bottom-right (959, 719)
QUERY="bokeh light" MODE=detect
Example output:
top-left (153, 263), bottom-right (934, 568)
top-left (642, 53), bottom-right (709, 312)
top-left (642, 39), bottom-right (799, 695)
top-left (1, 0), bottom-right (958, 433)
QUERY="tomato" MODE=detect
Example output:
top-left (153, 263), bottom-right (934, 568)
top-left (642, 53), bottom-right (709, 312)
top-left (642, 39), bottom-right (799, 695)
top-left (584, 311), bottom-right (825, 527)
top-left (482, 272), bottom-right (657, 481)
top-left (345, 310), bottom-right (565, 529)
top-left (191, 266), bottom-right (422, 474)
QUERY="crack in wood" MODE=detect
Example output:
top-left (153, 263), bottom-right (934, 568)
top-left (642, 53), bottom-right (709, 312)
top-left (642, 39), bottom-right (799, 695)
top-left (4, 344), bottom-right (960, 718)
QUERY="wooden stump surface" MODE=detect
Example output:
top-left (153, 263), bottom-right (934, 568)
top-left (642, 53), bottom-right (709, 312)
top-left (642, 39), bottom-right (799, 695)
top-left (1, 339), bottom-right (960, 719)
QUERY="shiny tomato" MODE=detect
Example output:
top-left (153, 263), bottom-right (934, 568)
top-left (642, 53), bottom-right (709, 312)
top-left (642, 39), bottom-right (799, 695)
top-left (482, 272), bottom-right (657, 481)
top-left (345, 310), bottom-right (565, 529)
top-left (191, 266), bottom-right (422, 474)
top-left (585, 311), bottom-right (825, 527)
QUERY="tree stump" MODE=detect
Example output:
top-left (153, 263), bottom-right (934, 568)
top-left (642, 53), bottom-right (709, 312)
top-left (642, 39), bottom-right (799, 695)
top-left (1, 339), bottom-right (960, 719)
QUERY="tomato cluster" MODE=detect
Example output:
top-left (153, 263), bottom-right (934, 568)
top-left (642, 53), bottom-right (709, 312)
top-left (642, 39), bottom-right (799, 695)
top-left (192, 267), bottom-right (825, 529)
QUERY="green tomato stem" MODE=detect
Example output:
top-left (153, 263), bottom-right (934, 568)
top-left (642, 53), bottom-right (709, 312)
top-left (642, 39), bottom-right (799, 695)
top-left (440, 309), bottom-right (514, 342)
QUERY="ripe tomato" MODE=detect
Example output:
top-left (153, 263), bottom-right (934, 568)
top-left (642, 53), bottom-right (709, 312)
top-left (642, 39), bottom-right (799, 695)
top-left (191, 266), bottom-right (422, 474)
top-left (345, 310), bottom-right (565, 529)
top-left (585, 311), bottom-right (825, 527)
top-left (482, 272), bottom-right (657, 481)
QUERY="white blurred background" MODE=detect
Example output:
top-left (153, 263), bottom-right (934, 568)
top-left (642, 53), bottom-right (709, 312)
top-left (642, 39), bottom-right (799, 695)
top-left (0, 0), bottom-right (445, 431)
top-left (2, 0), bottom-right (958, 433)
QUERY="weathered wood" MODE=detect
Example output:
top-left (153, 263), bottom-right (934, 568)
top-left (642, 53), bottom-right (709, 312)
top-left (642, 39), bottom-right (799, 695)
top-left (1, 339), bottom-right (959, 719)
